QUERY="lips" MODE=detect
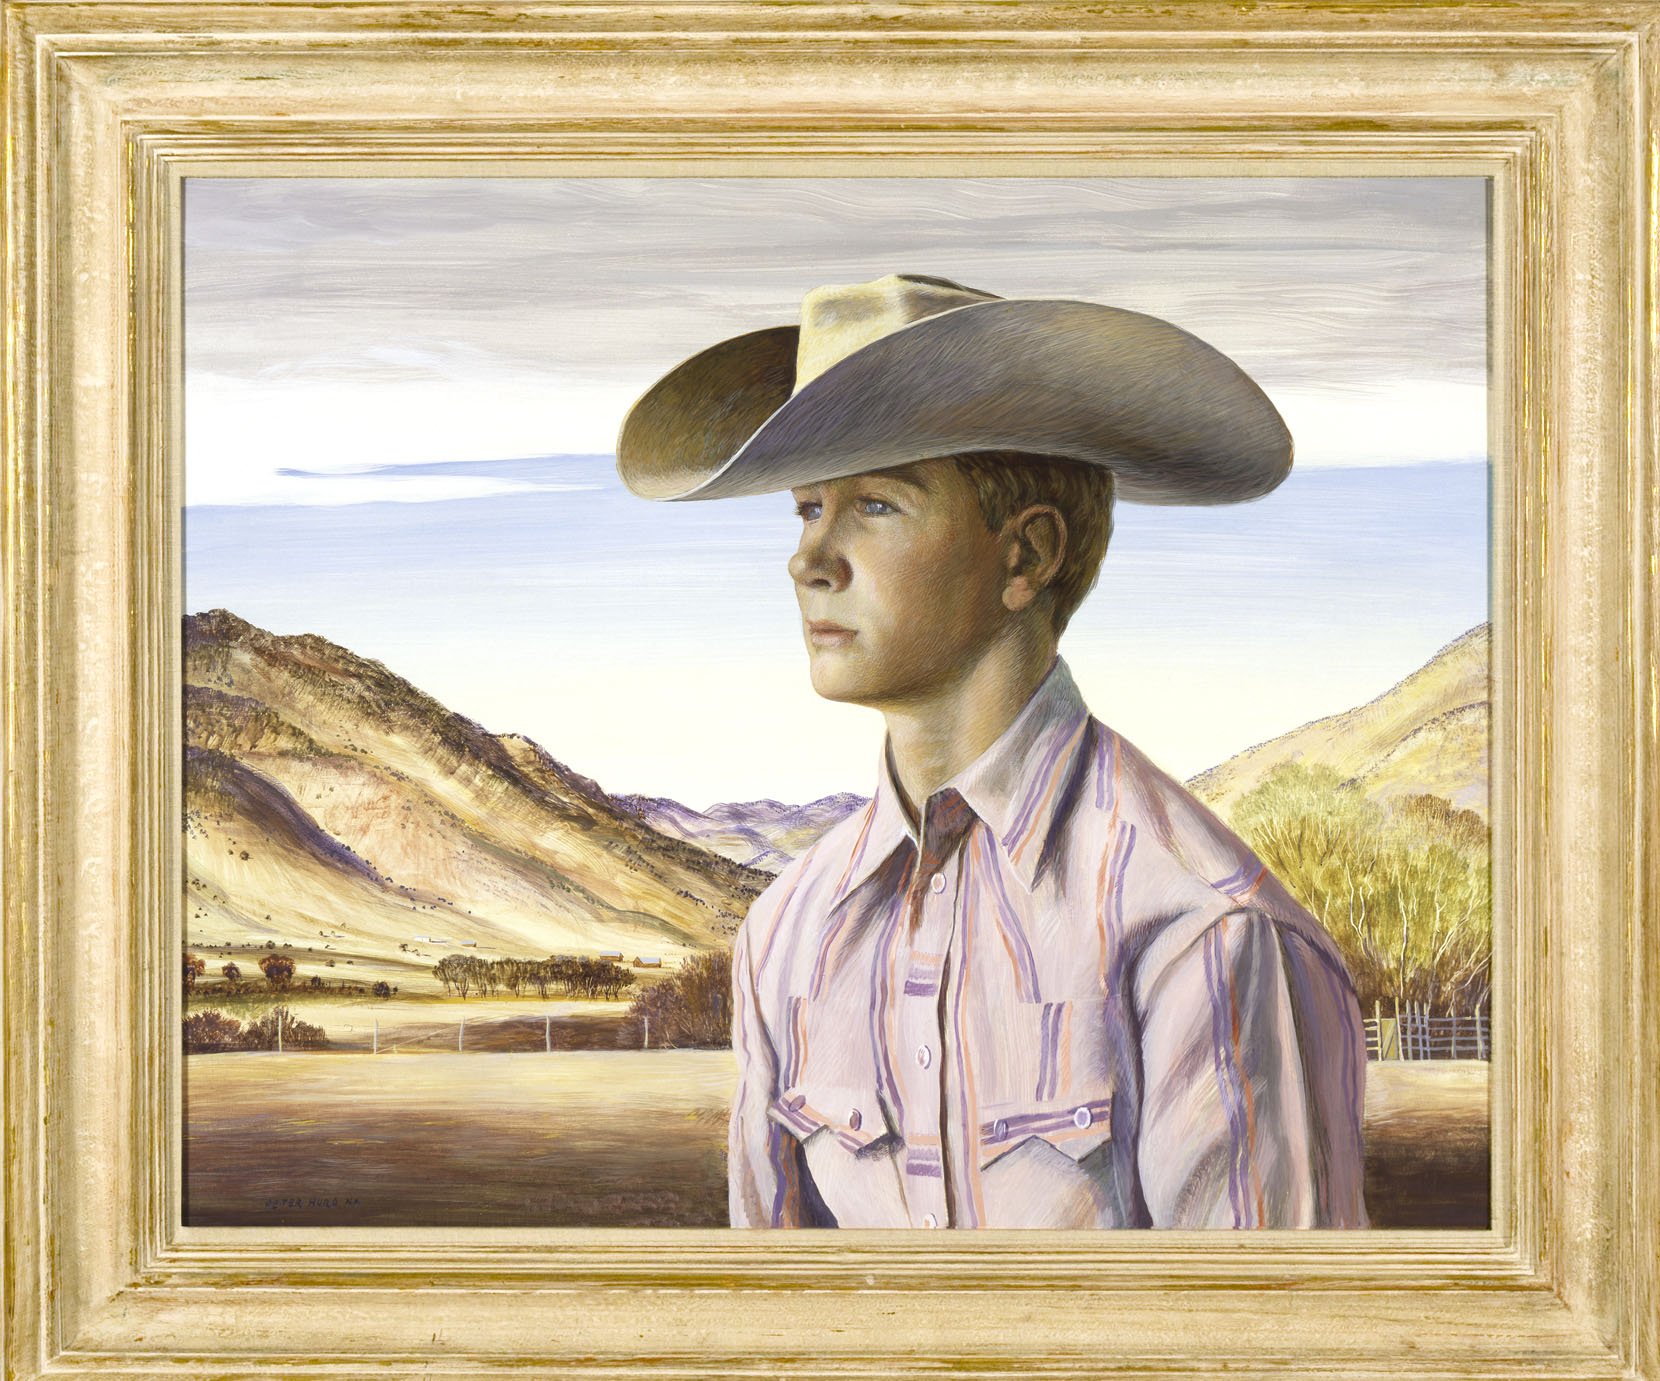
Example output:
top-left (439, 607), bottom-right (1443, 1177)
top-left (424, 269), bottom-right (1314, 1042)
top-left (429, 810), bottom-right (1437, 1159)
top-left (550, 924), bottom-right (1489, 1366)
top-left (805, 619), bottom-right (856, 648)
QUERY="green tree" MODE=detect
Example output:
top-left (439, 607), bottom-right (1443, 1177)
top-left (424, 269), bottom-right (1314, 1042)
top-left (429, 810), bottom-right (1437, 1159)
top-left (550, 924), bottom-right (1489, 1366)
top-left (1228, 766), bottom-right (1490, 1013)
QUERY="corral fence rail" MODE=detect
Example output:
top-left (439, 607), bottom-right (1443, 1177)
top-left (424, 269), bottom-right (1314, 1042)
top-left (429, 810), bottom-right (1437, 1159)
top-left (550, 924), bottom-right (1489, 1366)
top-left (1365, 1000), bottom-right (1489, 1060)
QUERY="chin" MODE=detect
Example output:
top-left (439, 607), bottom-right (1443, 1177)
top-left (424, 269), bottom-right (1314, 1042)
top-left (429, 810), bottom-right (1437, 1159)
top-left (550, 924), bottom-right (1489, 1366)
top-left (806, 652), bottom-right (883, 707)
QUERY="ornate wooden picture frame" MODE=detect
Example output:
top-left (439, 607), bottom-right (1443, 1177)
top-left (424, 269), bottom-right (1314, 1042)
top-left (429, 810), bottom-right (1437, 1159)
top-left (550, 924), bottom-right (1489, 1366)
top-left (4, 2), bottom-right (1655, 1375)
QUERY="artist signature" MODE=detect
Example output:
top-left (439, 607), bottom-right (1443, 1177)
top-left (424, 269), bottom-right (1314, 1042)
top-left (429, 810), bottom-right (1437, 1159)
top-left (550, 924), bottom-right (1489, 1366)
top-left (262, 1196), bottom-right (362, 1211)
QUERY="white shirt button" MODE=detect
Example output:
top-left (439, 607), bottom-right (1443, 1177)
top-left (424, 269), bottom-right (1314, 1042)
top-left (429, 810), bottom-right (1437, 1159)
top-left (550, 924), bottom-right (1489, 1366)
top-left (928, 872), bottom-right (947, 894)
top-left (847, 1108), bottom-right (862, 1132)
top-left (1073, 1105), bottom-right (1093, 1129)
top-left (921, 1213), bottom-right (938, 1229)
top-left (916, 1044), bottom-right (932, 1069)
top-left (993, 1118), bottom-right (1009, 1140)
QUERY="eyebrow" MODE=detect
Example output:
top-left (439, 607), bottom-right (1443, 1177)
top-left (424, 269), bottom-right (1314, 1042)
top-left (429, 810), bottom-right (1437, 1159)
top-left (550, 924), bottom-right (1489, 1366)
top-left (862, 464), bottom-right (933, 494)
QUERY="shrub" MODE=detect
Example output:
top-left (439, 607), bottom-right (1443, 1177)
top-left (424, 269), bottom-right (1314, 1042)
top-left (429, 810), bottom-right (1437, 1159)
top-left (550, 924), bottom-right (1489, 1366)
top-left (238, 1005), bottom-right (327, 1051)
top-left (622, 951), bottom-right (731, 1049)
top-left (183, 1009), bottom-right (245, 1053)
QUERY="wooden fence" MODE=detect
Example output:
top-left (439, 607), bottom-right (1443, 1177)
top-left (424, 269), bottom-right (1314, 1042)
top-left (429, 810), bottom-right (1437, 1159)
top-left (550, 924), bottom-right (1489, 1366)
top-left (1364, 1000), bottom-right (1490, 1060)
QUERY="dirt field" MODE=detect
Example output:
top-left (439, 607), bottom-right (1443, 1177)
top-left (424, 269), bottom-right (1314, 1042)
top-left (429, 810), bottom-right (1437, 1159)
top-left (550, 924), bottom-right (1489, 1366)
top-left (1361, 1059), bottom-right (1490, 1228)
top-left (184, 1050), bottom-right (732, 1226)
top-left (184, 1053), bottom-right (1487, 1228)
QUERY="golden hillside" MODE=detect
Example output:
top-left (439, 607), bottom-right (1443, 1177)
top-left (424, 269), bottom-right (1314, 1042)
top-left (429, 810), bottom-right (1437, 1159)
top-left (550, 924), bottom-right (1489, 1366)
top-left (184, 611), bottom-right (769, 989)
top-left (1187, 624), bottom-right (1490, 818)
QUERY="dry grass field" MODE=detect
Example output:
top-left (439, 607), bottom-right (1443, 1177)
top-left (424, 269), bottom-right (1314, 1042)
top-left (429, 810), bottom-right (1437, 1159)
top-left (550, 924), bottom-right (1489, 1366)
top-left (183, 1052), bottom-right (1486, 1228)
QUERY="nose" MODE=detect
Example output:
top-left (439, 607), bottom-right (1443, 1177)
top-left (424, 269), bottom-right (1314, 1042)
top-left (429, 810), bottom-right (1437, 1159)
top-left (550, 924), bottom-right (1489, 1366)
top-left (789, 521), bottom-right (851, 593)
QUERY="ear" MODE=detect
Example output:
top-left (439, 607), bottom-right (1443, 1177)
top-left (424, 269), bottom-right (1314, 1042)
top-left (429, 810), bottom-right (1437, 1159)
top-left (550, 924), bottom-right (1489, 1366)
top-left (1001, 504), bottom-right (1067, 614)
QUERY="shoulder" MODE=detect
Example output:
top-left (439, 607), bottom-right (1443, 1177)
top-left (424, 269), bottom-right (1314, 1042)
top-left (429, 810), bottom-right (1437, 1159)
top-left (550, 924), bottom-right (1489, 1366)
top-left (1091, 726), bottom-right (1353, 981)
top-left (736, 797), bottom-right (876, 969)
top-left (1089, 725), bottom-right (1258, 896)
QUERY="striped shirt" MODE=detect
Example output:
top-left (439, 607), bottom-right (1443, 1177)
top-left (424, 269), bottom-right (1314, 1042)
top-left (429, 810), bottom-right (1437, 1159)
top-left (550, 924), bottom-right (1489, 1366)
top-left (729, 659), bottom-right (1368, 1229)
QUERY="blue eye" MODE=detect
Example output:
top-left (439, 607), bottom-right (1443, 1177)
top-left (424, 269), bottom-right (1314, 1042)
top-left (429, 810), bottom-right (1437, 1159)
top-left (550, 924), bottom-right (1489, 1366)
top-left (857, 498), bottom-right (897, 516)
top-left (794, 500), bottom-right (822, 521)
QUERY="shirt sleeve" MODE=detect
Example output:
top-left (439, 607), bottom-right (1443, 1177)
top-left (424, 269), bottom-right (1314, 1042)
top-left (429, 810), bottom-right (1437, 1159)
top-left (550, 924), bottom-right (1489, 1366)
top-left (727, 917), bottom-right (811, 1228)
top-left (1133, 909), bottom-right (1369, 1228)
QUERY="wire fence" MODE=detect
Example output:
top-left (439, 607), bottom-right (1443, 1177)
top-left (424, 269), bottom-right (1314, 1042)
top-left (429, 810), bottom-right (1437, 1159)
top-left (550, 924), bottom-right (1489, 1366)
top-left (1364, 1000), bottom-right (1489, 1060)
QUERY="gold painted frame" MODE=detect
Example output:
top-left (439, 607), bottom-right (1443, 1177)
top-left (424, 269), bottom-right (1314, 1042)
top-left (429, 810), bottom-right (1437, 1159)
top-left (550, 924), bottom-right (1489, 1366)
top-left (3, 2), bottom-right (1655, 1375)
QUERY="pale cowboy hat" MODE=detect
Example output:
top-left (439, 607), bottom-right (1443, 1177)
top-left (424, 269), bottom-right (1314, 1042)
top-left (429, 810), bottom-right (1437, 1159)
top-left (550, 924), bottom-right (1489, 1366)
top-left (615, 273), bottom-right (1292, 506)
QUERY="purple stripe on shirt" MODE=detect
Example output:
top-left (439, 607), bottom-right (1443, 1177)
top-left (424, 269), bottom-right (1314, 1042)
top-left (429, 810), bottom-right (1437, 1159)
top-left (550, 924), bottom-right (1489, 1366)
top-left (982, 1097), bottom-right (1113, 1143)
top-left (905, 1147), bottom-right (944, 1178)
top-left (952, 869), bottom-right (982, 1228)
top-left (977, 829), bottom-right (1042, 1001)
top-left (808, 802), bottom-right (883, 997)
top-left (1046, 1003), bottom-right (1065, 1100)
top-left (1111, 823), bottom-right (1137, 940)
top-left (755, 851), bottom-right (814, 975)
top-left (1202, 924), bottom-right (1247, 1228)
top-left (1002, 712), bottom-right (1088, 856)
top-left (868, 864), bottom-right (912, 1128)
top-left (1034, 1001), bottom-right (1054, 1101)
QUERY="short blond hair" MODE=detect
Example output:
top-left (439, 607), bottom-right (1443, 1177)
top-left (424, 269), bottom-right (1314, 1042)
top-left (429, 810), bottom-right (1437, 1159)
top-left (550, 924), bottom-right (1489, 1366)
top-left (949, 450), bottom-right (1115, 636)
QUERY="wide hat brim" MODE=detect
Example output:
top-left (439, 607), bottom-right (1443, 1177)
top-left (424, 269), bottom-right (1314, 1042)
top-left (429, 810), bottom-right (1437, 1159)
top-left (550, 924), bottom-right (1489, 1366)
top-left (616, 298), bottom-right (1292, 505)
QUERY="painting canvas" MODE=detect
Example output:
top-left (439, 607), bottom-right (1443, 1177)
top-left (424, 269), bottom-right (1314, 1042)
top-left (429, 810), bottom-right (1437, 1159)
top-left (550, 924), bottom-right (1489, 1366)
top-left (180, 176), bottom-right (1490, 1228)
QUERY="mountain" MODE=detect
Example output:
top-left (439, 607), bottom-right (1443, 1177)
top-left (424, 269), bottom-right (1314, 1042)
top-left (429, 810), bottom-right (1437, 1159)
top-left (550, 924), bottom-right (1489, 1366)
top-left (616, 792), bottom-right (867, 871)
top-left (1187, 624), bottom-right (1490, 818)
top-left (183, 611), bottom-right (772, 984)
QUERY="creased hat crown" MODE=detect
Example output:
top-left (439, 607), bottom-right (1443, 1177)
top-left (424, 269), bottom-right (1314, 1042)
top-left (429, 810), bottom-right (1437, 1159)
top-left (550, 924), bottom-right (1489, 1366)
top-left (795, 274), bottom-right (999, 389)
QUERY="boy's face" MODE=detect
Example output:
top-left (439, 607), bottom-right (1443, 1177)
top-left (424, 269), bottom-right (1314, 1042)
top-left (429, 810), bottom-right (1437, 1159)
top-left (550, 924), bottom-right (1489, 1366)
top-left (788, 458), bottom-right (1012, 709)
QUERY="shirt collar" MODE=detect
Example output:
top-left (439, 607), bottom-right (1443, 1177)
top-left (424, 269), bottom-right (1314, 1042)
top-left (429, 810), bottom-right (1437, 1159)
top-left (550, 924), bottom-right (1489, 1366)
top-left (829, 658), bottom-right (1094, 907)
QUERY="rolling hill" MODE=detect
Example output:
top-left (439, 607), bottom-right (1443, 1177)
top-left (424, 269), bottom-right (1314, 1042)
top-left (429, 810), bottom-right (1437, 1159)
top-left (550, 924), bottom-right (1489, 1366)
top-left (616, 792), bottom-right (866, 870)
top-left (183, 611), bottom-right (771, 987)
top-left (1187, 624), bottom-right (1490, 818)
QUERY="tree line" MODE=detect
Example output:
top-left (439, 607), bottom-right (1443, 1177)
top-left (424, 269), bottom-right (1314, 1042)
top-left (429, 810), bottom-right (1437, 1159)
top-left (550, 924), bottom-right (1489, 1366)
top-left (1227, 764), bottom-right (1491, 1015)
top-left (432, 953), bottom-right (638, 1001)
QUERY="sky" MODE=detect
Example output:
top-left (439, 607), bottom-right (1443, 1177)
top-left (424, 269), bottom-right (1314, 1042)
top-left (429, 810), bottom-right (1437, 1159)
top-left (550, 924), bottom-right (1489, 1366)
top-left (184, 177), bottom-right (1490, 806)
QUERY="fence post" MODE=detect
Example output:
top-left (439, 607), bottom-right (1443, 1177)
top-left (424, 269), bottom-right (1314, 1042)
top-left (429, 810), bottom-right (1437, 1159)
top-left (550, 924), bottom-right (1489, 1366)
top-left (458, 1018), bottom-right (464, 1053)
top-left (373, 1016), bottom-right (378, 1055)
top-left (1392, 997), bottom-right (1401, 1059)
top-left (545, 1015), bottom-right (551, 1053)
top-left (644, 1015), bottom-right (650, 1051)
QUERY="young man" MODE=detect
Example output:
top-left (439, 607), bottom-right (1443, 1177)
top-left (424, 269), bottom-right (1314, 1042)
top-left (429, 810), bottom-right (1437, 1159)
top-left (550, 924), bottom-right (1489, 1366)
top-left (618, 274), bottom-right (1368, 1229)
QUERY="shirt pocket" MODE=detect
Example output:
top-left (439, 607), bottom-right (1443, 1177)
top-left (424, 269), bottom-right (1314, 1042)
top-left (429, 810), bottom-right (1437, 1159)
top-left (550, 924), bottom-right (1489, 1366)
top-left (766, 1077), bottom-right (908, 1228)
top-left (977, 996), bottom-right (1117, 1170)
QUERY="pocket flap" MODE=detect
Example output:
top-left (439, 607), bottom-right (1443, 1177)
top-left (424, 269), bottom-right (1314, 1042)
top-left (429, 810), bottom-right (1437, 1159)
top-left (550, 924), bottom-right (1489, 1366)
top-left (979, 1094), bottom-right (1114, 1168)
top-left (767, 1085), bottom-right (896, 1153)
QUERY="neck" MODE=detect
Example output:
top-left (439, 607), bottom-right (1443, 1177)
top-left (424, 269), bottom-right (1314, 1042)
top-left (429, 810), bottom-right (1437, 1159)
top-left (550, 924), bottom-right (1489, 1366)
top-left (881, 627), bottom-right (1057, 824)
